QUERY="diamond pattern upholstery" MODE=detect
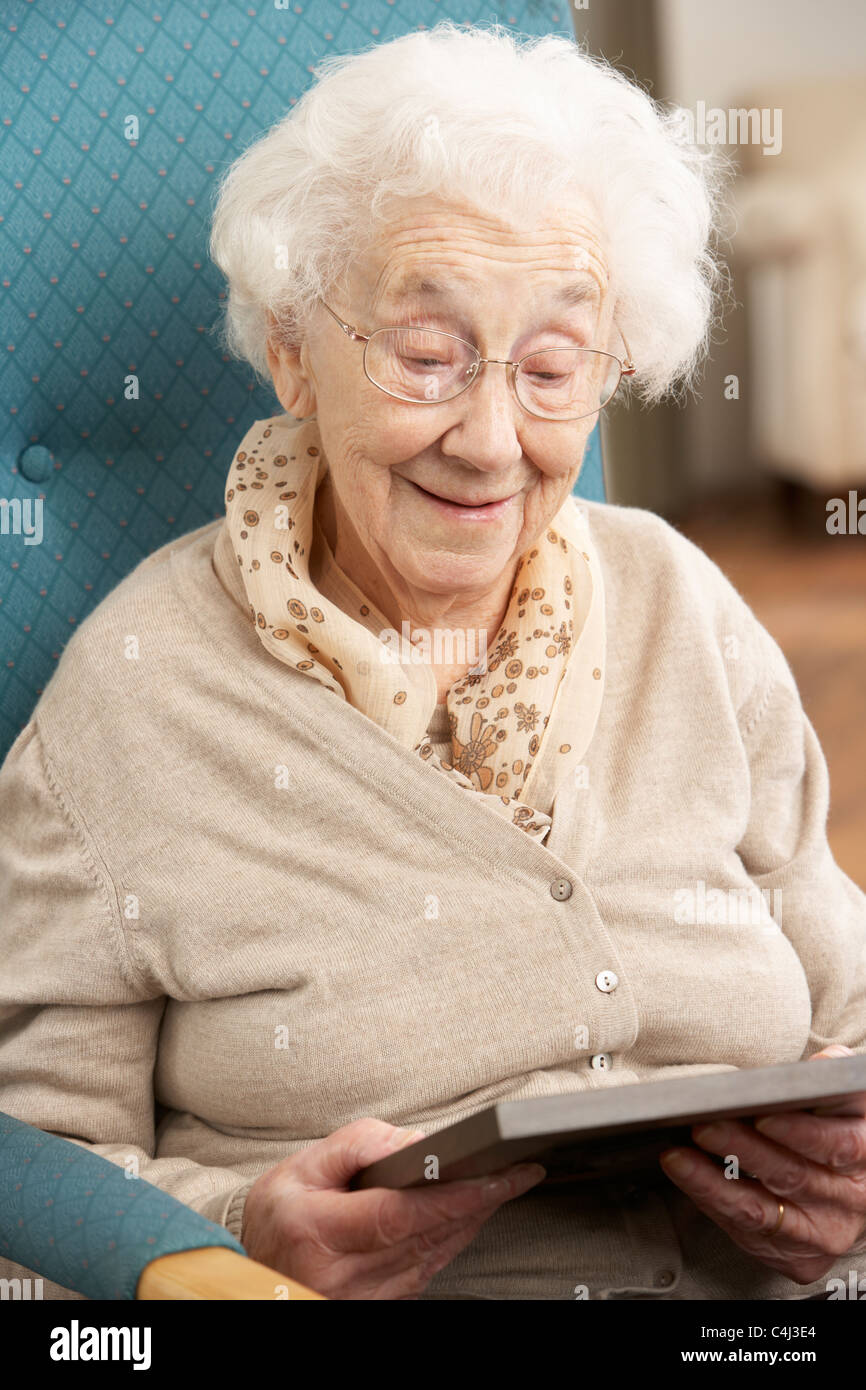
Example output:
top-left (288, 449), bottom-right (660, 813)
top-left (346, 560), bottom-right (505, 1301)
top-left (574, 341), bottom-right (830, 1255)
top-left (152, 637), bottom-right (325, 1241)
top-left (0, 1110), bottom-right (246, 1300)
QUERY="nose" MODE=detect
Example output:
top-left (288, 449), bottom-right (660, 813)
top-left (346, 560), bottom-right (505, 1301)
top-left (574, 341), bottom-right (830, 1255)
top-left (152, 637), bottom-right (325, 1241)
top-left (439, 359), bottom-right (525, 473)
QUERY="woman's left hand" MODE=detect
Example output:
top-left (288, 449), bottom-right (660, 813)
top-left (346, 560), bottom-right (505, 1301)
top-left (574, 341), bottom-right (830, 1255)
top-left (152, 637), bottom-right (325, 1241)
top-left (659, 1045), bottom-right (866, 1284)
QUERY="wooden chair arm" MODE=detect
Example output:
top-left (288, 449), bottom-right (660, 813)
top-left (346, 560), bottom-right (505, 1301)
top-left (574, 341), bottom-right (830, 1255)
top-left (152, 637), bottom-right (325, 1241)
top-left (136, 1246), bottom-right (325, 1300)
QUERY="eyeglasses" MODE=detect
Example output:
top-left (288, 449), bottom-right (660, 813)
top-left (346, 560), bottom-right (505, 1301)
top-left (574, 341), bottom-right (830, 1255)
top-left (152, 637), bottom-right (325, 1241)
top-left (318, 297), bottom-right (635, 422)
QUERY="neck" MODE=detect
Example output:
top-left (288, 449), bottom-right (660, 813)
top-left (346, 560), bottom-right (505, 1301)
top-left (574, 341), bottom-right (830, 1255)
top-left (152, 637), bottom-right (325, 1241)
top-left (314, 471), bottom-right (516, 702)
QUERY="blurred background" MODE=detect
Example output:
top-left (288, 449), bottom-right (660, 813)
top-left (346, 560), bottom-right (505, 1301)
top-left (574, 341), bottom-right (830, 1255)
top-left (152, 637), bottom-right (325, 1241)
top-left (574, 0), bottom-right (866, 887)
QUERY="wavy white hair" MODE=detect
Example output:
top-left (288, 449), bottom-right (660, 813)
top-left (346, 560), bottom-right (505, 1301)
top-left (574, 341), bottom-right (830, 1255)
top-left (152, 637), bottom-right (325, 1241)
top-left (209, 22), bottom-right (729, 406)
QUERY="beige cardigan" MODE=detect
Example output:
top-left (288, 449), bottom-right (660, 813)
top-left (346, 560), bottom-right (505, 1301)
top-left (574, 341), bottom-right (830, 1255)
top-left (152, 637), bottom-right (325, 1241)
top-left (1, 497), bottom-right (865, 1301)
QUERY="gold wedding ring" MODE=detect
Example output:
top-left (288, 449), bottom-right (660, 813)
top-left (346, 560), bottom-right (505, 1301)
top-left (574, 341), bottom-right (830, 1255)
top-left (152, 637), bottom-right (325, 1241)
top-left (765, 1201), bottom-right (786, 1237)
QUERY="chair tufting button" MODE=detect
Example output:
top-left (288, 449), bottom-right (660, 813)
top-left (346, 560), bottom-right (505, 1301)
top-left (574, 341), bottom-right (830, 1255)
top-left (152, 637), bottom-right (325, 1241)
top-left (17, 444), bottom-right (53, 483)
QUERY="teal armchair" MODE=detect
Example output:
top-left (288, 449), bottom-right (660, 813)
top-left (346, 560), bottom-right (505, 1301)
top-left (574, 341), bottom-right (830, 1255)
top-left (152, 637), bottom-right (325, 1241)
top-left (0, 1111), bottom-right (321, 1300)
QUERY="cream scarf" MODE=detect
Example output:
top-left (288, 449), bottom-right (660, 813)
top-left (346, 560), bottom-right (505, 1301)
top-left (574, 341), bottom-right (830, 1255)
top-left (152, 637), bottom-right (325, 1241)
top-left (221, 414), bottom-right (606, 842)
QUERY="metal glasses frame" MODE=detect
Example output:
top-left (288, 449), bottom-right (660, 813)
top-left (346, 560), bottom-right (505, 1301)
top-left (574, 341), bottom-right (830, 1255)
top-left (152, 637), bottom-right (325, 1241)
top-left (317, 297), bottom-right (636, 421)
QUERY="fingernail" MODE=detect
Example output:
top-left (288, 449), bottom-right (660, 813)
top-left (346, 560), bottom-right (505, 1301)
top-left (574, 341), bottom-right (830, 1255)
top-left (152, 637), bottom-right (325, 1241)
top-left (513, 1163), bottom-right (547, 1186)
top-left (391, 1129), bottom-right (425, 1149)
top-left (661, 1149), bottom-right (694, 1178)
top-left (825, 1045), bottom-right (853, 1057)
top-left (482, 1176), bottom-right (509, 1197)
top-left (755, 1116), bottom-right (790, 1139)
top-left (483, 1165), bottom-right (545, 1199)
top-left (693, 1123), bottom-right (723, 1145)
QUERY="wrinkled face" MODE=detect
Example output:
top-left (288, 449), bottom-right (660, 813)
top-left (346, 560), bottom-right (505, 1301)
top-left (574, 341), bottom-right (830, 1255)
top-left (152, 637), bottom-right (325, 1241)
top-left (268, 194), bottom-right (614, 604)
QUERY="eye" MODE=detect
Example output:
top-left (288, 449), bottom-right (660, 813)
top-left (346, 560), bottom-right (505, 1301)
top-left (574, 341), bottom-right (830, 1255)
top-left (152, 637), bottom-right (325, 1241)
top-left (523, 347), bottom-right (585, 369)
top-left (526, 369), bottom-right (569, 384)
top-left (392, 328), bottom-right (463, 372)
top-left (400, 351), bottom-right (454, 369)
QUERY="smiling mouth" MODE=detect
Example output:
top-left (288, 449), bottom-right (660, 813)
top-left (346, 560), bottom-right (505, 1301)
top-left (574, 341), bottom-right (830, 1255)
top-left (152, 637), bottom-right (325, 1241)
top-left (409, 480), bottom-right (517, 508)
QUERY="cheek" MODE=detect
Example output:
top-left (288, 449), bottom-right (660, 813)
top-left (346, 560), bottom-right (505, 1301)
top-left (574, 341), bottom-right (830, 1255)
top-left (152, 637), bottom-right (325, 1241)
top-left (326, 437), bottom-right (407, 540)
top-left (332, 417), bottom-right (437, 513)
top-left (524, 418), bottom-right (591, 473)
top-left (524, 436), bottom-right (586, 501)
top-left (516, 439), bottom-right (590, 539)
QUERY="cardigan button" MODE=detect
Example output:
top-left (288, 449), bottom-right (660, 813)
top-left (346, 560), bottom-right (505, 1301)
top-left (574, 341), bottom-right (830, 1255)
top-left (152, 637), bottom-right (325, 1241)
top-left (590, 1053), bottom-right (612, 1071)
top-left (654, 1269), bottom-right (676, 1288)
top-left (550, 878), bottom-right (573, 901)
top-left (595, 969), bottom-right (619, 992)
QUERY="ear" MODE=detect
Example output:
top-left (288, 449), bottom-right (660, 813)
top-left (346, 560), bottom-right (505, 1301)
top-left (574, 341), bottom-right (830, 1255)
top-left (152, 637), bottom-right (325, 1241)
top-left (266, 315), bottom-right (317, 419)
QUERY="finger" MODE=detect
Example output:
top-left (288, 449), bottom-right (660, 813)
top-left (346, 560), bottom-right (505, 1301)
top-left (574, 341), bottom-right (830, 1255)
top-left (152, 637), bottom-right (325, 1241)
top-left (687, 1118), bottom-right (858, 1203)
top-left (806, 1046), bottom-right (866, 1117)
top-left (368, 1211), bottom-right (499, 1300)
top-left (288, 1118), bottom-right (427, 1190)
top-left (317, 1189), bottom-right (533, 1299)
top-left (659, 1145), bottom-right (818, 1248)
top-left (408, 1208), bottom-right (503, 1287)
top-left (344, 1163), bottom-right (546, 1254)
top-left (317, 1162), bottom-right (546, 1255)
top-left (340, 1204), bottom-right (505, 1297)
top-left (752, 1112), bottom-right (866, 1176)
top-left (660, 1135), bottom-right (866, 1275)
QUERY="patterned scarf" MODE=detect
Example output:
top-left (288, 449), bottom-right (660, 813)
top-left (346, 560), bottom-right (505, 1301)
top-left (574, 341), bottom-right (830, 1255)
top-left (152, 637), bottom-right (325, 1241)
top-left (222, 414), bottom-right (606, 842)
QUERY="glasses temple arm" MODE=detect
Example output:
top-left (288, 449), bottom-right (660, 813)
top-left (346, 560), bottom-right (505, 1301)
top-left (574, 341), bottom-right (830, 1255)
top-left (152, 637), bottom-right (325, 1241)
top-left (318, 297), bottom-right (370, 343)
top-left (617, 327), bottom-right (636, 376)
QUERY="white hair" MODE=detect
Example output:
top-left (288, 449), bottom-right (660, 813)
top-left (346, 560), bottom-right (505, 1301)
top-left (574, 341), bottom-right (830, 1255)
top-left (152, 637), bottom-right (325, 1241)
top-left (209, 22), bottom-right (730, 405)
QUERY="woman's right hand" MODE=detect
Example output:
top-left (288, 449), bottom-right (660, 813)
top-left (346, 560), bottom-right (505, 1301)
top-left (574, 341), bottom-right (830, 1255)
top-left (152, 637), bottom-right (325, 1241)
top-left (240, 1117), bottom-right (546, 1299)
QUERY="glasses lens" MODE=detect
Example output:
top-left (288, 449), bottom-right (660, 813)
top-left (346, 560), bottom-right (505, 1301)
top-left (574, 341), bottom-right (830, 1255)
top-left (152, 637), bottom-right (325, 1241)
top-left (365, 328), bottom-right (478, 403)
top-left (516, 349), bottom-right (622, 420)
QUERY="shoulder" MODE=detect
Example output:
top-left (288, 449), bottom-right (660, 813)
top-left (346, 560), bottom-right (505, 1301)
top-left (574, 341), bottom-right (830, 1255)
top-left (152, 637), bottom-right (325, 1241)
top-left (579, 497), bottom-right (738, 603)
top-left (33, 519), bottom-right (223, 757)
top-left (579, 498), bottom-right (798, 723)
top-left (54, 516), bottom-right (219, 654)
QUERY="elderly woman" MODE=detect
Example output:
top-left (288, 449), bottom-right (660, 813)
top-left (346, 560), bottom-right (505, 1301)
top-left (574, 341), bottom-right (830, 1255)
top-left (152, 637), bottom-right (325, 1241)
top-left (1, 23), bottom-right (865, 1304)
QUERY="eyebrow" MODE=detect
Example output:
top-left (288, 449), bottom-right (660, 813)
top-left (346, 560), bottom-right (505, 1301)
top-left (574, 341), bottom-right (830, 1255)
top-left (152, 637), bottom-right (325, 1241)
top-left (383, 273), bottom-right (600, 312)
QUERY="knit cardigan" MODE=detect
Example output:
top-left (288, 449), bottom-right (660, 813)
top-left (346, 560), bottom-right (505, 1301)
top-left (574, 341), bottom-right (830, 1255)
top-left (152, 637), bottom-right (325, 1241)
top-left (1, 499), bottom-right (865, 1301)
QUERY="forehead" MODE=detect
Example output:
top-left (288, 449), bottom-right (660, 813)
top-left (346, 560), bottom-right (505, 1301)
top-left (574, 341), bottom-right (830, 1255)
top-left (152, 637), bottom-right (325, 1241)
top-left (384, 270), bottom-right (601, 312)
top-left (360, 197), bottom-right (610, 308)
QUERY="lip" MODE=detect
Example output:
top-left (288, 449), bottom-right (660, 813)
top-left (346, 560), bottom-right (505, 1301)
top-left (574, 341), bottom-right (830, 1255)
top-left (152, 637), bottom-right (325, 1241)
top-left (407, 479), bottom-right (520, 520)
